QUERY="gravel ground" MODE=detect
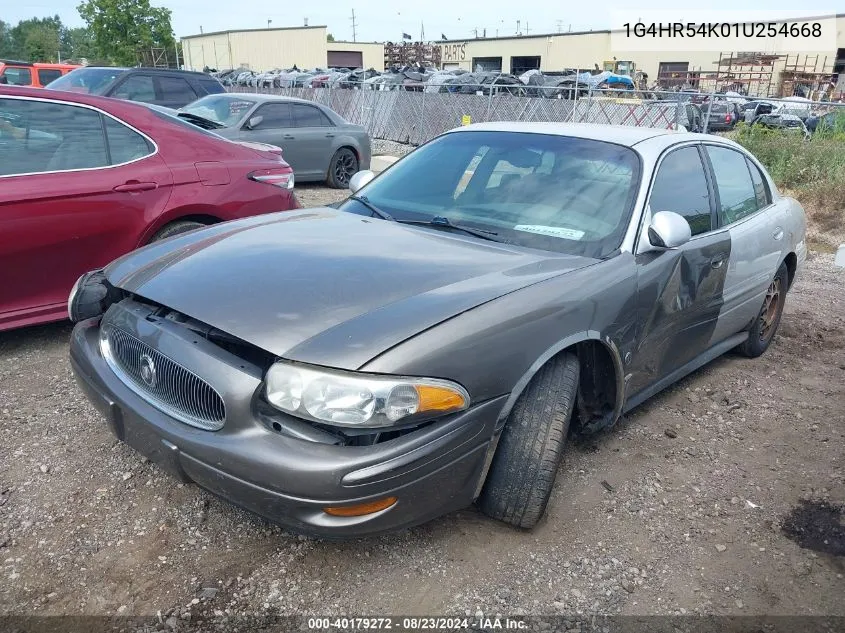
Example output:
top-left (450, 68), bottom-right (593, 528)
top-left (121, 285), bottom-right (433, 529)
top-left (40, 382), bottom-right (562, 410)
top-left (1, 194), bottom-right (843, 625)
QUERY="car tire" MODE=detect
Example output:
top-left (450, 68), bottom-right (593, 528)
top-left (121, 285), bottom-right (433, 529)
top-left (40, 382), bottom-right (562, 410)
top-left (478, 352), bottom-right (580, 529)
top-left (327, 148), bottom-right (359, 189)
top-left (738, 262), bottom-right (789, 358)
top-left (149, 220), bottom-right (207, 243)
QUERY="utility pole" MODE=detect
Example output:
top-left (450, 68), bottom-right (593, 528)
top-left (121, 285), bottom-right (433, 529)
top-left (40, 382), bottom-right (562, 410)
top-left (267, 19), bottom-right (272, 29)
top-left (516, 20), bottom-right (520, 35)
top-left (556, 20), bottom-right (563, 33)
top-left (350, 9), bottom-right (358, 42)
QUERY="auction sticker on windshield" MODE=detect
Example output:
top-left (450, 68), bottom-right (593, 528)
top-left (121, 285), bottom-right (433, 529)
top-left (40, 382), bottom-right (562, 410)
top-left (514, 225), bottom-right (585, 240)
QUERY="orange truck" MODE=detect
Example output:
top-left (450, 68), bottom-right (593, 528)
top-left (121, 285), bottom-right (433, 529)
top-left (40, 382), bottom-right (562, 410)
top-left (0, 60), bottom-right (81, 88)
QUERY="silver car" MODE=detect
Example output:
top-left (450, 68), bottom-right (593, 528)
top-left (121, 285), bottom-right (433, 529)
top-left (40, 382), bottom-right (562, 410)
top-left (68, 123), bottom-right (805, 538)
top-left (179, 94), bottom-right (371, 188)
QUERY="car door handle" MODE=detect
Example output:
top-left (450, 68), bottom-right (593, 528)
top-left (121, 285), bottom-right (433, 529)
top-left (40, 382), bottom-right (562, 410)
top-left (772, 228), bottom-right (784, 241)
top-left (113, 181), bottom-right (157, 193)
top-left (324, 132), bottom-right (335, 138)
top-left (283, 134), bottom-right (295, 139)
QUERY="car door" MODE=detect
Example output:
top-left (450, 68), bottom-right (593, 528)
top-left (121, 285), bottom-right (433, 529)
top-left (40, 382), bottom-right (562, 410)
top-left (155, 75), bottom-right (200, 109)
top-left (236, 101), bottom-right (308, 173)
top-left (289, 103), bottom-right (336, 178)
top-left (0, 96), bottom-right (173, 328)
top-left (702, 144), bottom-right (783, 344)
top-left (627, 144), bottom-right (730, 397)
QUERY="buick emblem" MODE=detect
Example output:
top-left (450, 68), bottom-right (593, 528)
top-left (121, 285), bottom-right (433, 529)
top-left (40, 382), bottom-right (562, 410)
top-left (139, 354), bottom-right (157, 388)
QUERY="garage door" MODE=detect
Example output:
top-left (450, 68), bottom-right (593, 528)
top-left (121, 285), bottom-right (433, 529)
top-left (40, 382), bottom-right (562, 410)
top-left (328, 51), bottom-right (363, 68)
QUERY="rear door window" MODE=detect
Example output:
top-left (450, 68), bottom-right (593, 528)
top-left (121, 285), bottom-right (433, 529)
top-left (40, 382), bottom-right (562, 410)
top-left (745, 158), bottom-right (771, 209)
top-left (156, 76), bottom-right (199, 105)
top-left (291, 103), bottom-right (332, 127)
top-left (705, 146), bottom-right (759, 225)
top-left (0, 98), bottom-right (108, 175)
top-left (37, 69), bottom-right (63, 85)
top-left (1, 67), bottom-right (33, 86)
top-left (112, 75), bottom-right (156, 102)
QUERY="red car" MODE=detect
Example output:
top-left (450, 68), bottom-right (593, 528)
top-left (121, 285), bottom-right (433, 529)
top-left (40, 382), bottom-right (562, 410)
top-left (0, 86), bottom-right (298, 331)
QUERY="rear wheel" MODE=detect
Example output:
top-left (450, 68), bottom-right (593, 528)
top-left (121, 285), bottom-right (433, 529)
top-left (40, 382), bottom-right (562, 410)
top-left (327, 148), bottom-right (358, 189)
top-left (738, 262), bottom-right (788, 358)
top-left (149, 220), bottom-right (207, 243)
top-left (478, 353), bottom-right (579, 529)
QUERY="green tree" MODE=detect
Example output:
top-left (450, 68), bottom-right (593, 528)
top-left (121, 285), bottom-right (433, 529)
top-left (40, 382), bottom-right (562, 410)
top-left (62, 26), bottom-right (97, 61)
top-left (0, 20), bottom-right (16, 58)
top-left (327, 33), bottom-right (335, 42)
top-left (9, 16), bottom-right (63, 62)
top-left (77, 0), bottom-right (175, 65)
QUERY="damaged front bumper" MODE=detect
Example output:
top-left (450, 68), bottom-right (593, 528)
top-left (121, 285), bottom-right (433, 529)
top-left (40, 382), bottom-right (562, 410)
top-left (69, 305), bottom-right (502, 538)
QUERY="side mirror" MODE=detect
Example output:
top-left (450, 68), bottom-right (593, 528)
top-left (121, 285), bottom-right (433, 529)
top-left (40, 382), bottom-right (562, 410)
top-left (246, 115), bottom-right (263, 130)
top-left (648, 211), bottom-right (692, 249)
top-left (348, 169), bottom-right (375, 193)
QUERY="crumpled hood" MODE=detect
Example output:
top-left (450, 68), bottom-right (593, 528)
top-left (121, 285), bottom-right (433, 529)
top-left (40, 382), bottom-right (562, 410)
top-left (105, 209), bottom-right (595, 369)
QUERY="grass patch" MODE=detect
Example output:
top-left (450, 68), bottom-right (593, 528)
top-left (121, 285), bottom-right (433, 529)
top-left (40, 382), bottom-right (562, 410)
top-left (733, 121), bottom-right (845, 248)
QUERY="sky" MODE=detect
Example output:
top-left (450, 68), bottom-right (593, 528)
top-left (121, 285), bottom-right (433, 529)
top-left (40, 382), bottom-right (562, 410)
top-left (6, 0), bottom-right (842, 41)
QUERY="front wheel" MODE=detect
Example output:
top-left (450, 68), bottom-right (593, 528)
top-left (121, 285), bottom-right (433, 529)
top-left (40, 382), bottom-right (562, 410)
top-left (327, 148), bottom-right (359, 189)
top-left (738, 261), bottom-right (788, 358)
top-left (478, 353), bottom-right (579, 529)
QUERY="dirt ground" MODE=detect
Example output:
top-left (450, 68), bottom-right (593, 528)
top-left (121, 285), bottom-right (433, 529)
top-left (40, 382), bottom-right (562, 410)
top-left (1, 186), bottom-right (843, 624)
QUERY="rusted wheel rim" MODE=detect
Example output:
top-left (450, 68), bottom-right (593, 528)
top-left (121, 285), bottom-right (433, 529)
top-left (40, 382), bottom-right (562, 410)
top-left (759, 277), bottom-right (782, 341)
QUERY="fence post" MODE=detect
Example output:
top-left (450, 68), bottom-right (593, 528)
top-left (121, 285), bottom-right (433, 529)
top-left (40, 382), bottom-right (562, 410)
top-left (419, 87), bottom-right (426, 146)
top-left (486, 84), bottom-right (494, 122)
top-left (674, 92), bottom-right (681, 130)
top-left (359, 81), bottom-right (365, 126)
top-left (702, 90), bottom-right (715, 134)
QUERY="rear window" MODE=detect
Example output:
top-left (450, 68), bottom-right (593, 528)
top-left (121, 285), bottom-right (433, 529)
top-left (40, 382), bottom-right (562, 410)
top-left (47, 67), bottom-right (126, 94)
top-left (1, 67), bottom-right (33, 86)
top-left (149, 106), bottom-right (228, 139)
top-left (198, 78), bottom-right (226, 95)
top-left (37, 68), bottom-right (63, 85)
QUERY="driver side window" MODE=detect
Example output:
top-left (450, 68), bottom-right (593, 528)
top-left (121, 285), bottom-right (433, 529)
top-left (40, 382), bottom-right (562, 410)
top-left (649, 146), bottom-right (713, 236)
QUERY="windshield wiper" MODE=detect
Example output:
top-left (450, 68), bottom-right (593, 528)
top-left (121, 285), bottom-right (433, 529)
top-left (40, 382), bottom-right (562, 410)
top-left (348, 194), bottom-right (395, 221)
top-left (396, 216), bottom-right (501, 242)
top-left (177, 112), bottom-right (225, 129)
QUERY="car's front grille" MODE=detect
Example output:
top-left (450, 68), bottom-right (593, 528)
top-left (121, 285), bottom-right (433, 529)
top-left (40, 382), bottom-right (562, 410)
top-left (102, 326), bottom-right (226, 431)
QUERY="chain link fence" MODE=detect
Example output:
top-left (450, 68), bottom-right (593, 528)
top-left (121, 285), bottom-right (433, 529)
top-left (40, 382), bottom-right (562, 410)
top-left (228, 84), bottom-right (845, 146)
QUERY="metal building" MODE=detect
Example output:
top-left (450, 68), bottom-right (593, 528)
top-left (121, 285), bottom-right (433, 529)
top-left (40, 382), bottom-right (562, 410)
top-left (181, 26), bottom-right (384, 71)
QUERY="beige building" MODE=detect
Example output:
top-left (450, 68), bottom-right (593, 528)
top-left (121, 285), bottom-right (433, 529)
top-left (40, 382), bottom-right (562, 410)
top-left (181, 26), bottom-right (385, 71)
top-left (437, 14), bottom-right (845, 96)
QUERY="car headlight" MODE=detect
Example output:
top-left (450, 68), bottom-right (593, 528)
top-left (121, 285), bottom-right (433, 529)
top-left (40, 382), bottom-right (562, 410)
top-left (68, 270), bottom-right (121, 322)
top-left (265, 361), bottom-right (470, 428)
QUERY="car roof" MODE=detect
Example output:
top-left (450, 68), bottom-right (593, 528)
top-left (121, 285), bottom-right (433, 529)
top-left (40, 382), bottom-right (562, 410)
top-left (74, 66), bottom-right (213, 78)
top-left (0, 84), bottom-right (165, 115)
top-left (210, 92), bottom-right (325, 106)
top-left (448, 121), bottom-right (681, 146)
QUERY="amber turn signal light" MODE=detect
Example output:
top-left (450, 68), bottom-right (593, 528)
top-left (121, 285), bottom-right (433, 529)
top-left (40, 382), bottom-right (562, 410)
top-left (323, 496), bottom-right (398, 517)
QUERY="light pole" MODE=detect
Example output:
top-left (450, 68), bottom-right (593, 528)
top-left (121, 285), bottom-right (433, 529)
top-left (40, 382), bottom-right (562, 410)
top-left (267, 19), bottom-right (272, 29)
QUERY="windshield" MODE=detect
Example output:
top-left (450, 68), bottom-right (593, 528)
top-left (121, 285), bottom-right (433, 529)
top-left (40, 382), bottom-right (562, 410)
top-left (180, 94), bottom-right (255, 127)
top-left (339, 131), bottom-right (641, 258)
top-left (148, 107), bottom-right (229, 140)
top-left (46, 67), bottom-right (125, 94)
